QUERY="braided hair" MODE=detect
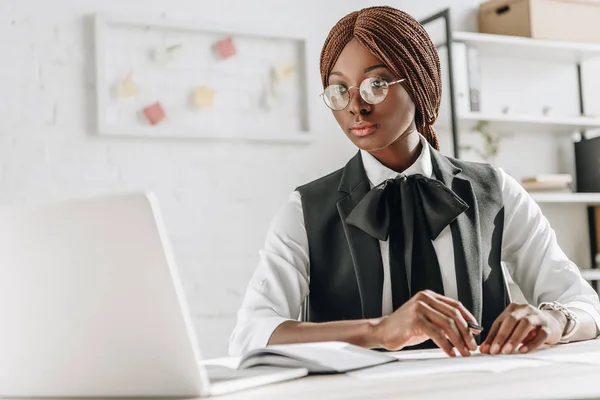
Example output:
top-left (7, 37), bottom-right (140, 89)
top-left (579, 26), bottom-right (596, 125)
top-left (320, 6), bottom-right (442, 150)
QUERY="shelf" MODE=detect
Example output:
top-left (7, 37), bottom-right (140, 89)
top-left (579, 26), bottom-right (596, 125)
top-left (530, 193), bottom-right (600, 204)
top-left (452, 31), bottom-right (600, 63)
top-left (457, 112), bottom-right (600, 134)
top-left (581, 269), bottom-right (600, 281)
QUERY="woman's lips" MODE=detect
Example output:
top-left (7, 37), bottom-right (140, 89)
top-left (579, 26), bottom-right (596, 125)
top-left (350, 124), bottom-right (378, 137)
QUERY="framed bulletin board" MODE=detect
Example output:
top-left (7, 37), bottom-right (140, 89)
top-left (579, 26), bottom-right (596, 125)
top-left (94, 13), bottom-right (311, 143)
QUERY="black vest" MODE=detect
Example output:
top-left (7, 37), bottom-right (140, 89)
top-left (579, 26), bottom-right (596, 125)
top-left (296, 146), bottom-right (510, 343)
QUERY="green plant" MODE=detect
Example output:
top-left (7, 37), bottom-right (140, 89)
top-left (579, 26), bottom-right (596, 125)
top-left (460, 121), bottom-right (502, 163)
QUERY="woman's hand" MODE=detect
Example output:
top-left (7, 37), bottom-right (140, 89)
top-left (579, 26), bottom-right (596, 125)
top-left (374, 290), bottom-right (479, 357)
top-left (480, 303), bottom-right (567, 355)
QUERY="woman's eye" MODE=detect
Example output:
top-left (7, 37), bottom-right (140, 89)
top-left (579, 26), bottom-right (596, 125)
top-left (371, 79), bottom-right (386, 88)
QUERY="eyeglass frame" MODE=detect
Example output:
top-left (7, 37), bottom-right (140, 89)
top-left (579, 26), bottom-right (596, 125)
top-left (319, 77), bottom-right (406, 111)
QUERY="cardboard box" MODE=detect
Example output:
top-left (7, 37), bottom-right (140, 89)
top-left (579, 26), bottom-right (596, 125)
top-left (479, 0), bottom-right (600, 44)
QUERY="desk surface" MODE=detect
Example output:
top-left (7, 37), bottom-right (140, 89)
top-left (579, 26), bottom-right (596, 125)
top-left (216, 339), bottom-right (600, 400)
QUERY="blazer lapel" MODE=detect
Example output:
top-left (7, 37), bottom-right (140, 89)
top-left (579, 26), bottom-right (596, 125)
top-left (430, 149), bottom-right (483, 325)
top-left (336, 152), bottom-right (385, 319)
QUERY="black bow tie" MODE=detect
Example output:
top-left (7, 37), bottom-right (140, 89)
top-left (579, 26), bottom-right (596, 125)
top-left (346, 174), bottom-right (469, 242)
top-left (345, 173), bottom-right (469, 319)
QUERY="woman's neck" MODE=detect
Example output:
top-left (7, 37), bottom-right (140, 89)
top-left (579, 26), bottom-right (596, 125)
top-left (368, 130), bottom-right (422, 173)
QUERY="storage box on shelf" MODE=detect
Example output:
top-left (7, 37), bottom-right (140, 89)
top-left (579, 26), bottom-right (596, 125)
top-left (478, 0), bottom-right (600, 44)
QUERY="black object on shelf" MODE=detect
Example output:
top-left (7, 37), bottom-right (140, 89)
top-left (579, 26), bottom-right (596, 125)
top-left (575, 135), bottom-right (600, 193)
top-left (574, 91), bottom-right (600, 292)
top-left (586, 207), bottom-right (599, 291)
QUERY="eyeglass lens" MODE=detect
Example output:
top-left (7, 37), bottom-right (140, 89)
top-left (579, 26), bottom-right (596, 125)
top-left (323, 77), bottom-right (390, 111)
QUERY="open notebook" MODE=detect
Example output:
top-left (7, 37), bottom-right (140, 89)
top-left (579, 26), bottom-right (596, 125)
top-left (238, 341), bottom-right (395, 374)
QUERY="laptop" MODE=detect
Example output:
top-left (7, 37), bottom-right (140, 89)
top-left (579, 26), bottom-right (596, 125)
top-left (0, 192), bottom-right (307, 397)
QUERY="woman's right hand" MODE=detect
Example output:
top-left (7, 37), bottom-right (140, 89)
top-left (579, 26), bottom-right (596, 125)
top-left (374, 290), bottom-right (479, 357)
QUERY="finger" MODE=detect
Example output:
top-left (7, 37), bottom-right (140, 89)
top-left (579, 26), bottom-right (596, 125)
top-left (426, 291), bottom-right (478, 325)
top-left (490, 314), bottom-right (520, 355)
top-left (421, 302), bottom-right (471, 357)
top-left (517, 329), bottom-right (538, 353)
top-left (518, 327), bottom-right (549, 354)
top-left (421, 295), bottom-right (477, 351)
top-left (521, 329), bottom-right (538, 346)
top-left (502, 316), bottom-right (541, 355)
top-left (481, 318), bottom-right (503, 353)
top-left (419, 316), bottom-right (456, 357)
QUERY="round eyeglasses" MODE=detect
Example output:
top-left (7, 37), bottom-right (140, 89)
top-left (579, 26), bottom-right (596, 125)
top-left (320, 77), bottom-right (406, 111)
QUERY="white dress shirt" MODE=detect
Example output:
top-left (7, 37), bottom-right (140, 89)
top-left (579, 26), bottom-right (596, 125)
top-left (229, 135), bottom-right (600, 356)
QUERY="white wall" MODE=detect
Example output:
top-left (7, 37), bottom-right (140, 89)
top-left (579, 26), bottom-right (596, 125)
top-left (2, 0), bottom-right (598, 357)
top-left (0, 0), bottom-right (383, 358)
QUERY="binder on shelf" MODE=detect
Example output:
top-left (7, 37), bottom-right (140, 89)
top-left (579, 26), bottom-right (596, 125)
top-left (452, 42), bottom-right (471, 113)
top-left (595, 206), bottom-right (600, 261)
top-left (438, 42), bottom-right (471, 114)
top-left (466, 45), bottom-right (481, 112)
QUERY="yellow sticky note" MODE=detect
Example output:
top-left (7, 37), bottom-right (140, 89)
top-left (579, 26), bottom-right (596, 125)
top-left (192, 86), bottom-right (215, 108)
top-left (116, 75), bottom-right (139, 99)
top-left (272, 63), bottom-right (295, 81)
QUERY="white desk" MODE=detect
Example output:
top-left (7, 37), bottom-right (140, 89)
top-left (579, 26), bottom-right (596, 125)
top-left (215, 339), bottom-right (600, 400)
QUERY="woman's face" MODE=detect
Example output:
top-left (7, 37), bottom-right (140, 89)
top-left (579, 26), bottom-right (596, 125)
top-left (327, 39), bottom-right (417, 152)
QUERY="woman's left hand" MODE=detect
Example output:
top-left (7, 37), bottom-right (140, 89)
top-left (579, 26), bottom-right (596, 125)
top-left (480, 303), bottom-right (567, 355)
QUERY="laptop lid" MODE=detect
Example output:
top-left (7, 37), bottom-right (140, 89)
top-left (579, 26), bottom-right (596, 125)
top-left (0, 192), bottom-right (210, 397)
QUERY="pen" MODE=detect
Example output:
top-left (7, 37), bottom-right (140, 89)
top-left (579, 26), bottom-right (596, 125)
top-left (468, 322), bottom-right (484, 332)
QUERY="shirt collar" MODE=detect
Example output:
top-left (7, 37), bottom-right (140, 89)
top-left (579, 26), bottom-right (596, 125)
top-left (360, 134), bottom-right (433, 187)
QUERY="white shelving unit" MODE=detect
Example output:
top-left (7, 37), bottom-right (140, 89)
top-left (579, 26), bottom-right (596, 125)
top-left (449, 32), bottom-right (600, 135)
top-left (422, 9), bottom-right (600, 287)
top-left (458, 112), bottom-right (600, 135)
top-left (581, 269), bottom-right (600, 282)
top-left (453, 31), bottom-right (600, 64)
top-left (447, 29), bottom-right (600, 284)
top-left (530, 193), bottom-right (600, 205)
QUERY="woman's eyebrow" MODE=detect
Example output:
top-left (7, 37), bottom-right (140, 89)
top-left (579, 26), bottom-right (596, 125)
top-left (363, 64), bottom-right (388, 73)
top-left (329, 64), bottom-right (389, 78)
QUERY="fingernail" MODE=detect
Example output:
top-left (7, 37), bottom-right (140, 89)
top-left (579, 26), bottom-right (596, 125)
top-left (502, 344), bottom-right (513, 354)
top-left (464, 347), bottom-right (470, 355)
top-left (520, 346), bottom-right (528, 353)
top-left (470, 338), bottom-right (477, 349)
top-left (491, 344), bottom-right (500, 354)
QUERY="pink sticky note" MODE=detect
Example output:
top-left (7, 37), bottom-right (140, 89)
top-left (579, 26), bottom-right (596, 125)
top-left (143, 102), bottom-right (166, 125)
top-left (214, 37), bottom-right (236, 60)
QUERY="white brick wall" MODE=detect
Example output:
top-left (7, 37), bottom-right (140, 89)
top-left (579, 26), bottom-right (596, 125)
top-left (2, 0), bottom-right (598, 357)
top-left (0, 0), bottom-right (366, 358)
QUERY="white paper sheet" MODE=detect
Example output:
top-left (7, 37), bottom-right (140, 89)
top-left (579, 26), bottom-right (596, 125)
top-left (517, 343), bottom-right (600, 366)
top-left (347, 353), bottom-right (552, 379)
top-left (386, 348), bottom-right (457, 361)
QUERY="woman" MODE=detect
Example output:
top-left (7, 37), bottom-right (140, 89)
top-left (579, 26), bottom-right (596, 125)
top-left (229, 6), bottom-right (600, 357)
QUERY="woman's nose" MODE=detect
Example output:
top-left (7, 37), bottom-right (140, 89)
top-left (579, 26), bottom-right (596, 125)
top-left (347, 87), bottom-right (372, 115)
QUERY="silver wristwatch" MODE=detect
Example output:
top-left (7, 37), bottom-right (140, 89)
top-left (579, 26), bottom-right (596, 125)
top-left (538, 301), bottom-right (580, 343)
